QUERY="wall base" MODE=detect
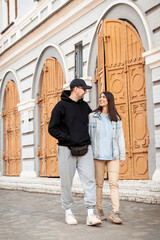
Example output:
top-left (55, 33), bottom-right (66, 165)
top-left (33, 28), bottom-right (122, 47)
top-left (152, 168), bottom-right (160, 183)
top-left (20, 171), bottom-right (37, 178)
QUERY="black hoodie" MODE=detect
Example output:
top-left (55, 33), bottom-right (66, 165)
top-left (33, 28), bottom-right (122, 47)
top-left (48, 90), bottom-right (92, 146)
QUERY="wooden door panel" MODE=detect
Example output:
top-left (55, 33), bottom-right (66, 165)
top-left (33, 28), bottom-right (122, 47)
top-left (40, 102), bottom-right (45, 124)
top-left (128, 64), bottom-right (148, 179)
top-left (39, 70), bottom-right (47, 177)
top-left (46, 93), bottom-right (56, 122)
top-left (40, 108), bottom-right (47, 177)
top-left (15, 112), bottom-right (20, 128)
top-left (39, 58), bottom-right (65, 177)
top-left (4, 81), bottom-right (21, 176)
top-left (15, 130), bottom-right (21, 157)
top-left (130, 101), bottom-right (149, 179)
top-left (45, 59), bottom-right (57, 93)
top-left (8, 131), bottom-right (14, 158)
top-left (131, 102), bottom-right (148, 151)
top-left (47, 157), bottom-right (59, 176)
top-left (107, 69), bottom-right (126, 105)
top-left (57, 62), bottom-right (65, 92)
top-left (97, 20), bottom-right (149, 179)
top-left (17, 159), bottom-right (21, 175)
top-left (104, 20), bottom-right (125, 68)
top-left (95, 21), bottom-right (105, 96)
top-left (47, 134), bottom-right (57, 156)
top-left (106, 68), bottom-right (131, 178)
top-left (129, 65), bottom-right (146, 101)
top-left (125, 23), bottom-right (144, 64)
top-left (9, 113), bottom-right (14, 128)
top-left (133, 153), bottom-right (148, 179)
top-left (9, 159), bottom-right (17, 175)
top-left (40, 125), bottom-right (46, 156)
top-left (116, 104), bottom-right (131, 179)
top-left (40, 158), bottom-right (47, 176)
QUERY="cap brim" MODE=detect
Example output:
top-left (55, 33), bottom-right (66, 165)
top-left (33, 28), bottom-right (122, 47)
top-left (84, 86), bottom-right (92, 89)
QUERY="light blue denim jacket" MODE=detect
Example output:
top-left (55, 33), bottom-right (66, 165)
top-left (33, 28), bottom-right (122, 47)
top-left (89, 112), bottom-right (125, 160)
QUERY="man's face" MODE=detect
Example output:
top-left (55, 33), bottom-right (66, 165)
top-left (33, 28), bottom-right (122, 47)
top-left (75, 86), bottom-right (87, 99)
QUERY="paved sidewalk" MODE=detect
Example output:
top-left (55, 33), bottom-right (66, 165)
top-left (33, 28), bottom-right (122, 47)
top-left (0, 177), bottom-right (160, 204)
top-left (0, 190), bottom-right (160, 240)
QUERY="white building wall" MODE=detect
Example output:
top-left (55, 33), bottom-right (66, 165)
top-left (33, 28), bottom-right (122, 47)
top-left (0, 0), bottom-right (3, 31)
top-left (137, 0), bottom-right (160, 46)
top-left (0, 0), bottom-right (160, 180)
top-left (152, 65), bottom-right (160, 181)
top-left (0, 0), bottom-right (8, 31)
top-left (17, 0), bottom-right (36, 19)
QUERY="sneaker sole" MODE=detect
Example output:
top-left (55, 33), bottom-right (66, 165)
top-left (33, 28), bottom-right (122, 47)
top-left (65, 220), bottom-right (78, 225)
top-left (87, 221), bottom-right (102, 226)
top-left (109, 216), bottom-right (122, 224)
top-left (96, 215), bottom-right (107, 221)
top-left (101, 218), bottom-right (107, 221)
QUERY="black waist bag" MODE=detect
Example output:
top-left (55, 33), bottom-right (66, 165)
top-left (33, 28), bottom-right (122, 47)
top-left (69, 145), bottom-right (88, 156)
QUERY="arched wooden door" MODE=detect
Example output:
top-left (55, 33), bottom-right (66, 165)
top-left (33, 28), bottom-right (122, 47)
top-left (2, 81), bottom-right (21, 176)
top-left (95, 20), bottom-right (149, 179)
top-left (37, 58), bottom-right (65, 177)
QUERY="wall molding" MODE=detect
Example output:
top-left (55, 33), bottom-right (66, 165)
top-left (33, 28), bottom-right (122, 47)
top-left (17, 99), bottom-right (35, 112)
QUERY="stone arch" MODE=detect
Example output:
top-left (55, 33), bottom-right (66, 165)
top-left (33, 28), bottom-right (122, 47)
top-left (87, 0), bottom-right (155, 179)
top-left (87, 0), bottom-right (153, 78)
top-left (32, 44), bottom-right (68, 176)
top-left (32, 43), bottom-right (68, 100)
top-left (0, 69), bottom-right (21, 111)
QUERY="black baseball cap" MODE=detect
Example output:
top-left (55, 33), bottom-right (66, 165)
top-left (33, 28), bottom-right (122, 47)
top-left (70, 78), bottom-right (92, 90)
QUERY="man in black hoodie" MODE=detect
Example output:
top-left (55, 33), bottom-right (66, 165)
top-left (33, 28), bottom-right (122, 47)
top-left (48, 78), bottom-right (101, 226)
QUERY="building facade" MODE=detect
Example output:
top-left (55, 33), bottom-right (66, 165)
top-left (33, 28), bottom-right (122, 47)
top-left (0, 0), bottom-right (160, 183)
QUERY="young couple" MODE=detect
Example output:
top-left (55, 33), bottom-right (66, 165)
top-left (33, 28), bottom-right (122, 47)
top-left (48, 78), bottom-right (125, 226)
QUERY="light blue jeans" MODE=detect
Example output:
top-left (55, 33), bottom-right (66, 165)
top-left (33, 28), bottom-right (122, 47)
top-left (58, 145), bottom-right (96, 210)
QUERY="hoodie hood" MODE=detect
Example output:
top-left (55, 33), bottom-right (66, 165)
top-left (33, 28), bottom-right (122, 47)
top-left (48, 90), bottom-right (92, 146)
top-left (61, 90), bottom-right (71, 101)
top-left (61, 90), bottom-right (83, 103)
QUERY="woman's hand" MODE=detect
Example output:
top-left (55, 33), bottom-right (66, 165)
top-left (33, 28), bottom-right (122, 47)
top-left (120, 160), bottom-right (125, 167)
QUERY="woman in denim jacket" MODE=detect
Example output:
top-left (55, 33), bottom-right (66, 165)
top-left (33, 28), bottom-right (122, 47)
top-left (89, 91), bottom-right (125, 224)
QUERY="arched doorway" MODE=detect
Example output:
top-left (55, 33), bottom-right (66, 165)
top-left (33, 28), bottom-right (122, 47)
top-left (37, 58), bottom-right (65, 177)
top-left (95, 19), bottom-right (149, 179)
top-left (2, 80), bottom-right (21, 176)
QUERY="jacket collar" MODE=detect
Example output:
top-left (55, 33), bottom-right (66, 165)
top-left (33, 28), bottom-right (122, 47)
top-left (92, 111), bottom-right (102, 119)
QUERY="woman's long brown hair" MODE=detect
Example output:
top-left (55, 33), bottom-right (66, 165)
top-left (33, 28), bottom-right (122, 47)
top-left (94, 91), bottom-right (121, 122)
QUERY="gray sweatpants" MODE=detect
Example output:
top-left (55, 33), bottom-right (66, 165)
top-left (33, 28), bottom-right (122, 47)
top-left (58, 145), bottom-right (96, 210)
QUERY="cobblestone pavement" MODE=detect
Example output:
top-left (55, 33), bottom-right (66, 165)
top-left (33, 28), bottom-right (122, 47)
top-left (0, 190), bottom-right (160, 240)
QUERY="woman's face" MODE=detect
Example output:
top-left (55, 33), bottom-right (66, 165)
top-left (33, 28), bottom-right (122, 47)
top-left (99, 93), bottom-right (108, 107)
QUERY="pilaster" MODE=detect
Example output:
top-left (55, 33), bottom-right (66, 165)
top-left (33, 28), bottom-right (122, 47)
top-left (17, 99), bottom-right (37, 177)
top-left (143, 47), bottom-right (160, 182)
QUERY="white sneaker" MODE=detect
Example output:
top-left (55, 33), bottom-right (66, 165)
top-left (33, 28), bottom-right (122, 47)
top-left (86, 214), bottom-right (102, 226)
top-left (65, 214), bottom-right (78, 225)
